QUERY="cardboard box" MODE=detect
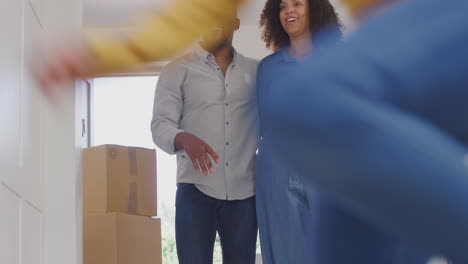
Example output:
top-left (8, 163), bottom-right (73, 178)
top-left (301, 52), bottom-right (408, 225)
top-left (83, 145), bottom-right (157, 216)
top-left (84, 213), bottom-right (162, 264)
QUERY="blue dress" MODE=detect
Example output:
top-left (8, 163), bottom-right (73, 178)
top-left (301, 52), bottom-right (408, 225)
top-left (255, 48), bottom-right (430, 264)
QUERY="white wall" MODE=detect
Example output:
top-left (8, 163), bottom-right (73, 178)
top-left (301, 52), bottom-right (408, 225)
top-left (234, 25), bottom-right (272, 60)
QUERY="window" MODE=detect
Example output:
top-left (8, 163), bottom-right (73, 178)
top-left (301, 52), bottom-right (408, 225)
top-left (90, 76), bottom-right (228, 263)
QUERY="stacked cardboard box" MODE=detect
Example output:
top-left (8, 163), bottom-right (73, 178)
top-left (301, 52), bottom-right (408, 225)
top-left (82, 145), bottom-right (161, 264)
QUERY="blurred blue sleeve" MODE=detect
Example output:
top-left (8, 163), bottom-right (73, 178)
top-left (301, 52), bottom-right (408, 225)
top-left (266, 0), bottom-right (468, 262)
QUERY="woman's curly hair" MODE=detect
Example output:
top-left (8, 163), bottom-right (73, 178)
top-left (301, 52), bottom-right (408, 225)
top-left (260, 0), bottom-right (342, 51)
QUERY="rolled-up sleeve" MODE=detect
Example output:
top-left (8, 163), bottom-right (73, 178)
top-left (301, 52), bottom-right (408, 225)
top-left (151, 63), bottom-right (185, 154)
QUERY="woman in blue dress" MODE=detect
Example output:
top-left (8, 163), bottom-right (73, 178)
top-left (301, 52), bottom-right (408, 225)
top-left (256, 0), bottom-right (430, 263)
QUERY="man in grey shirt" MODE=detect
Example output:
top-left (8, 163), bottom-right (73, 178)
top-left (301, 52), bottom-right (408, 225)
top-left (151, 13), bottom-right (259, 264)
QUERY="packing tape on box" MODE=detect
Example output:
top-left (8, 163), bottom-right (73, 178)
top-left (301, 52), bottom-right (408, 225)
top-left (127, 148), bottom-right (138, 214)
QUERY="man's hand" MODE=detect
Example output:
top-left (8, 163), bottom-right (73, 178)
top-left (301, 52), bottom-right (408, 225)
top-left (174, 132), bottom-right (220, 175)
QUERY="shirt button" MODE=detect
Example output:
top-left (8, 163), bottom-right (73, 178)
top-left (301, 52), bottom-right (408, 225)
top-left (217, 68), bottom-right (220, 71)
top-left (225, 103), bottom-right (229, 106)
top-left (226, 142), bottom-right (229, 146)
top-left (226, 121), bottom-right (229, 125)
top-left (225, 162), bottom-right (229, 166)
top-left (225, 84), bottom-right (228, 87)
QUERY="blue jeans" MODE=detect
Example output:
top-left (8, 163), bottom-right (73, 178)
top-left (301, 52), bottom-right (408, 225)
top-left (175, 183), bottom-right (257, 264)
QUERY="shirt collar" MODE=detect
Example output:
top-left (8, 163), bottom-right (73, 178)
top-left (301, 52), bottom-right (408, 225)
top-left (195, 45), bottom-right (238, 64)
top-left (278, 47), bottom-right (297, 63)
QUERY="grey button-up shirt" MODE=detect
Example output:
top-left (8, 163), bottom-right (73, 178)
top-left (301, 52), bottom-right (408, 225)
top-left (151, 46), bottom-right (260, 200)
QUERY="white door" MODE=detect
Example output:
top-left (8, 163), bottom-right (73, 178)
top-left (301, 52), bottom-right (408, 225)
top-left (0, 0), bottom-right (83, 263)
top-left (1, 0), bottom-right (44, 263)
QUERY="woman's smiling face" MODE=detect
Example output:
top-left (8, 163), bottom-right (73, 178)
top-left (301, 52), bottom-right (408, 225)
top-left (279, 0), bottom-right (311, 39)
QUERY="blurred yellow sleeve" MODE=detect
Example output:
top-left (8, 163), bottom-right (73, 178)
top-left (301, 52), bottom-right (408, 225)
top-left (85, 0), bottom-right (245, 75)
top-left (341, 0), bottom-right (385, 16)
